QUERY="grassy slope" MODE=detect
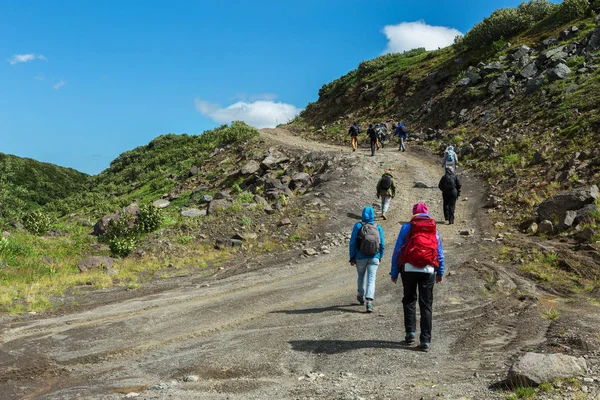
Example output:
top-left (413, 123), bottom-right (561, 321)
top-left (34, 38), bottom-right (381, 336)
top-left (0, 153), bottom-right (90, 221)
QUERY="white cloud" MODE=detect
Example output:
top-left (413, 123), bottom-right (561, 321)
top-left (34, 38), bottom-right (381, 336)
top-left (382, 21), bottom-right (462, 54)
top-left (8, 53), bottom-right (47, 65)
top-left (53, 80), bottom-right (65, 90)
top-left (195, 98), bottom-right (302, 128)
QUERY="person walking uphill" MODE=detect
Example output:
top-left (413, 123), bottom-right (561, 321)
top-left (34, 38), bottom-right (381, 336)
top-left (442, 145), bottom-right (458, 170)
top-left (349, 206), bottom-right (385, 313)
top-left (394, 122), bottom-right (408, 152)
top-left (349, 122), bottom-right (360, 152)
top-left (376, 170), bottom-right (396, 220)
top-left (438, 166), bottom-right (461, 225)
top-left (390, 203), bottom-right (445, 352)
top-left (367, 124), bottom-right (378, 156)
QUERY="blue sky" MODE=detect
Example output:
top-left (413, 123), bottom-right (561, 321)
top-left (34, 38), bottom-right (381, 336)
top-left (1, 0), bottom-right (551, 174)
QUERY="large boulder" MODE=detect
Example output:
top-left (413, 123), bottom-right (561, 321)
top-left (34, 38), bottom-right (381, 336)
top-left (547, 63), bottom-right (571, 81)
top-left (539, 46), bottom-right (566, 64)
top-left (507, 352), bottom-right (587, 387)
top-left (93, 213), bottom-right (119, 236)
top-left (538, 185), bottom-right (599, 222)
top-left (466, 66), bottom-right (481, 84)
top-left (152, 199), bottom-right (170, 209)
top-left (488, 73), bottom-right (510, 94)
top-left (181, 208), bottom-right (206, 218)
top-left (78, 256), bottom-right (114, 272)
top-left (207, 199), bottom-right (231, 215)
top-left (525, 76), bottom-right (545, 94)
top-left (586, 27), bottom-right (600, 51)
top-left (265, 178), bottom-right (286, 190)
top-left (240, 160), bottom-right (261, 176)
top-left (509, 45), bottom-right (531, 61)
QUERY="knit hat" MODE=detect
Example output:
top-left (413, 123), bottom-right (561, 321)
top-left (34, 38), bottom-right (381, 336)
top-left (412, 203), bottom-right (429, 215)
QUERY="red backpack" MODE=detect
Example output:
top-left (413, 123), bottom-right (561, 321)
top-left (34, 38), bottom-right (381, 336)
top-left (398, 216), bottom-right (439, 269)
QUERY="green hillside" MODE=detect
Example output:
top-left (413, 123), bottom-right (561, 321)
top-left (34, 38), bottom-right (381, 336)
top-left (0, 153), bottom-right (90, 222)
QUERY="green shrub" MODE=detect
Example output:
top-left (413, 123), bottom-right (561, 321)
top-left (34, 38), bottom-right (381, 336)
top-left (103, 212), bottom-right (136, 241)
top-left (137, 204), bottom-right (163, 233)
top-left (463, 0), bottom-right (557, 48)
top-left (557, 0), bottom-right (589, 23)
top-left (237, 191), bottom-right (254, 203)
top-left (108, 237), bottom-right (136, 257)
top-left (22, 211), bottom-right (53, 236)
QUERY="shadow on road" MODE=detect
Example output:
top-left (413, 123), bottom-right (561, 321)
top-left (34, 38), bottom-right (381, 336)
top-left (272, 304), bottom-right (364, 315)
top-left (346, 212), bottom-right (362, 220)
top-left (289, 339), bottom-right (423, 354)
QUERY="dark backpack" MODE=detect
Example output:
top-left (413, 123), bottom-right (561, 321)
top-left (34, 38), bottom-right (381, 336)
top-left (380, 175), bottom-right (392, 191)
top-left (349, 125), bottom-right (359, 136)
top-left (443, 172), bottom-right (456, 192)
top-left (398, 216), bottom-right (439, 268)
top-left (358, 223), bottom-right (380, 256)
top-left (399, 125), bottom-right (408, 134)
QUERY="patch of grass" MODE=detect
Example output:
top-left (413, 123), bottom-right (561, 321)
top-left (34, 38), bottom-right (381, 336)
top-left (541, 308), bottom-right (560, 320)
top-left (177, 236), bottom-right (194, 245)
top-left (241, 216), bottom-right (252, 226)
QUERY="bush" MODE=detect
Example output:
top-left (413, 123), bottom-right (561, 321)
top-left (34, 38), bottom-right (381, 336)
top-left (108, 237), bottom-right (136, 257)
top-left (137, 204), bottom-right (163, 233)
top-left (22, 211), bottom-right (53, 236)
top-left (557, 0), bottom-right (589, 23)
top-left (463, 0), bottom-right (557, 48)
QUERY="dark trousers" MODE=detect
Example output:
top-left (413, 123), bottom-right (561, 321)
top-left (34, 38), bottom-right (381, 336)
top-left (370, 139), bottom-right (377, 156)
top-left (401, 272), bottom-right (435, 343)
top-left (443, 191), bottom-right (458, 224)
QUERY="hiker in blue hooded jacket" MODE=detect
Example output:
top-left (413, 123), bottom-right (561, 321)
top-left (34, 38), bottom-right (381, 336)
top-left (349, 206), bottom-right (385, 313)
top-left (394, 122), bottom-right (408, 152)
top-left (390, 203), bottom-right (445, 352)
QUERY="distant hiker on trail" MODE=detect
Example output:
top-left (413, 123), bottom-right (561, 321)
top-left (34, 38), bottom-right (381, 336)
top-left (376, 123), bottom-right (387, 148)
top-left (394, 122), bottom-right (408, 152)
top-left (442, 145), bottom-right (458, 170)
top-left (367, 124), bottom-right (378, 156)
top-left (376, 170), bottom-right (396, 220)
top-left (438, 166), bottom-right (461, 225)
top-left (349, 206), bottom-right (385, 313)
top-left (391, 203), bottom-right (445, 352)
top-left (349, 122), bottom-right (361, 152)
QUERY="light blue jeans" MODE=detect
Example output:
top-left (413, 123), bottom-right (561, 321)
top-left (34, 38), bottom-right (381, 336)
top-left (356, 257), bottom-right (380, 300)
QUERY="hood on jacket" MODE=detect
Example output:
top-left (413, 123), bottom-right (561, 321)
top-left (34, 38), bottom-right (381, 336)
top-left (361, 206), bottom-right (375, 223)
top-left (412, 203), bottom-right (429, 215)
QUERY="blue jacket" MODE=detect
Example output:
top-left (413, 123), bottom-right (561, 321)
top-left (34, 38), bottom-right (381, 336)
top-left (394, 124), bottom-right (408, 139)
top-left (390, 214), bottom-right (445, 279)
top-left (349, 206), bottom-right (385, 261)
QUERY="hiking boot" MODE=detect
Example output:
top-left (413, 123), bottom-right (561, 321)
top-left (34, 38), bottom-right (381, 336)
top-left (419, 342), bottom-right (431, 352)
top-left (382, 213), bottom-right (387, 220)
top-left (365, 301), bottom-right (373, 313)
top-left (404, 332), bottom-right (416, 344)
top-left (357, 295), bottom-right (365, 305)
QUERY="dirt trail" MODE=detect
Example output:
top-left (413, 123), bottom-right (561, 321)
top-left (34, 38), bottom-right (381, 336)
top-left (0, 129), bottom-right (554, 399)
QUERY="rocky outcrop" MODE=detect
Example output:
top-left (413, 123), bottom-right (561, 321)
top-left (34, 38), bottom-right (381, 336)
top-left (538, 185), bottom-right (598, 223)
top-left (78, 256), bottom-right (114, 272)
top-left (507, 352), bottom-right (587, 387)
top-left (207, 199), bottom-right (231, 215)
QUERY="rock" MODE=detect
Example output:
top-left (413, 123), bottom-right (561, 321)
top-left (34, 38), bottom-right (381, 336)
top-left (548, 63), bottom-right (571, 81)
top-left (560, 26), bottom-right (578, 41)
top-left (574, 204), bottom-right (599, 226)
top-left (152, 199), bottom-right (170, 209)
top-left (414, 181), bottom-right (430, 189)
top-left (78, 256), bottom-right (114, 272)
top-left (93, 212), bottom-right (119, 236)
top-left (149, 382), bottom-right (172, 391)
top-left (278, 218), bottom-right (292, 227)
top-left (125, 393), bottom-right (140, 398)
top-left (303, 248), bottom-right (318, 256)
top-left (575, 227), bottom-right (596, 243)
top-left (466, 66), bottom-right (481, 84)
top-left (230, 239), bottom-right (243, 247)
top-left (215, 238), bottom-right (232, 250)
top-left (253, 195), bottom-right (269, 207)
top-left (488, 72), bottom-right (510, 94)
top-left (240, 160), bottom-right (261, 176)
top-left (507, 352), bottom-right (587, 387)
top-left (76, 218), bottom-right (93, 227)
top-left (459, 229), bottom-right (474, 236)
top-left (538, 220), bottom-right (554, 234)
top-left (261, 155), bottom-right (289, 169)
top-left (538, 185), bottom-right (598, 222)
top-left (541, 37), bottom-right (559, 49)
top-left (586, 27), bottom-right (600, 51)
top-left (561, 210), bottom-right (578, 229)
top-left (213, 192), bottom-right (232, 201)
top-left (265, 178), bottom-right (285, 190)
top-left (290, 172), bottom-right (313, 190)
top-left (187, 166), bottom-right (200, 177)
top-left (207, 199), bottom-right (231, 215)
top-left (494, 222), bottom-right (505, 228)
top-left (183, 375), bottom-right (199, 382)
top-left (482, 61), bottom-right (503, 74)
top-left (457, 77), bottom-right (471, 86)
top-left (517, 63), bottom-right (538, 79)
top-left (527, 222), bottom-right (538, 234)
top-left (198, 194), bottom-right (213, 204)
top-left (510, 45), bottom-right (531, 61)
top-left (181, 208), bottom-right (206, 218)
top-left (540, 46), bottom-right (567, 64)
top-left (525, 76), bottom-right (545, 94)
